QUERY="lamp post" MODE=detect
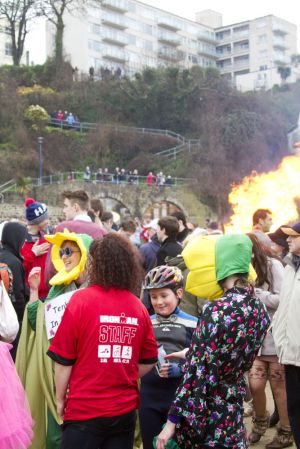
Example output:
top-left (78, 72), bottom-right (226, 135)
top-left (37, 136), bottom-right (43, 185)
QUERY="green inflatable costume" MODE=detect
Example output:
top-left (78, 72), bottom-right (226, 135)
top-left (16, 231), bottom-right (92, 449)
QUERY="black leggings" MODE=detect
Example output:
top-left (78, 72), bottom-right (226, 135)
top-left (285, 365), bottom-right (300, 449)
top-left (140, 406), bottom-right (168, 449)
top-left (60, 410), bottom-right (136, 449)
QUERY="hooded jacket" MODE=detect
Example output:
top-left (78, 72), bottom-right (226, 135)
top-left (273, 254), bottom-right (300, 366)
top-left (0, 222), bottom-right (28, 322)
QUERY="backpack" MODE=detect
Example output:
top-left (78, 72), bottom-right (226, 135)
top-left (0, 263), bottom-right (14, 299)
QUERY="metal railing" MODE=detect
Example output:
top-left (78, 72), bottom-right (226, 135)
top-left (0, 179), bottom-right (17, 195)
top-left (30, 171), bottom-right (195, 187)
top-left (49, 119), bottom-right (184, 141)
top-left (48, 119), bottom-right (201, 159)
top-left (0, 172), bottom-right (196, 196)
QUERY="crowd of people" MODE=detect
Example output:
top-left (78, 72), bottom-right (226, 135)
top-left (70, 167), bottom-right (175, 187)
top-left (50, 110), bottom-right (80, 129)
top-left (0, 197), bottom-right (299, 449)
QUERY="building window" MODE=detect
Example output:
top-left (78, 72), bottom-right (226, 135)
top-left (88, 39), bottom-right (102, 52)
top-left (233, 25), bottom-right (249, 35)
top-left (216, 29), bottom-right (231, 40)
top-left (127, 1), bottom-right (135, 12)
top-left (89, 23), bottom-right (102, 35)
top-left (258, 34), bottom-right (267, 44)
top-left (5, 42), bottom-right (12, 56)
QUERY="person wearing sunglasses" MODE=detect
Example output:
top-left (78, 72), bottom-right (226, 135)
top-left (16, 230), bottom-right (93, 449)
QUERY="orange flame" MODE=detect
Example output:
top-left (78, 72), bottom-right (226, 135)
top-left (225, 154), bottom-right (300, 233)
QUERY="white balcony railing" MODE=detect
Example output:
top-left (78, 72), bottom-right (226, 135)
top-left (102, 0), bottom-right (129, 13)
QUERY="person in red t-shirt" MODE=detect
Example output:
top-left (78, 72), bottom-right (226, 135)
top-left (48, 234), bottom-right (158, 449)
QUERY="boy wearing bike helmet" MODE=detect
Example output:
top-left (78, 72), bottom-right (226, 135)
top-left (139, 265), bottom-right (198, 449)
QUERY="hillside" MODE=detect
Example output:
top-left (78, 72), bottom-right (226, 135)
top-left (0, 62), bottom-right (299, 214)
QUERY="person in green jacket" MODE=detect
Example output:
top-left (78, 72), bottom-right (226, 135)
top-left (16, 230), bottom-right (93, 449)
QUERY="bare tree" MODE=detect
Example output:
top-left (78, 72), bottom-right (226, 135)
top-left (0, 0), bottom-right (35, 65)
top-left (38, 0), bottom-right (89, 65)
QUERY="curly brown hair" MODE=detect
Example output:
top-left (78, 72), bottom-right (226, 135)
top-left (88, 233), bottom-right (144, 295)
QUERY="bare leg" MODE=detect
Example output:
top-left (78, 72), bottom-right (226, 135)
top-left (249, 358), bottom-right (268, 417)
top-left (269, 362), bottom-right (290, 427)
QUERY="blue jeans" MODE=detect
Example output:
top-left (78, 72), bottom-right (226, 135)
top-left (61, 410), bottom-right (136, 449)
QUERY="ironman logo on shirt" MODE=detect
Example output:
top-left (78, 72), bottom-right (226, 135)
top-left (98, 313), bottom-right (138, 364)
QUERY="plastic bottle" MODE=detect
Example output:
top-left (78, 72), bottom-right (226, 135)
top-left (157, 344), bottom-right (167, 369)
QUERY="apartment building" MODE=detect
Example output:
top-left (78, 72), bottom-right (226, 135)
top-left (216, 15), bottom-right (298, 91)
top-left (28, 0), bottom-right (217, 77)
top-left (0, 19), bottom-right (13, 65)
top-left (1, 3), bottom-right (298, 92)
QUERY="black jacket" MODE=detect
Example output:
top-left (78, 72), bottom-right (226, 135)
top-left (156, 237), bottom-right (182, 266)
top-left (139, 234), bottom-right (161, 272)
top-left (0, 222), bottom-right (28, 322)
top-left (177, 227), bottom-right (191, 244)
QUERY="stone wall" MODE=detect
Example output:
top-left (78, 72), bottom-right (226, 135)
top-left (0, 181), bottom-right (212, 225)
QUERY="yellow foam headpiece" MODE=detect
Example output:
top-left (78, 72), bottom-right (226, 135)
top-left (182, 234), bottom-right (256, 300)
top-left (45, 230), bottom-right (92, 286)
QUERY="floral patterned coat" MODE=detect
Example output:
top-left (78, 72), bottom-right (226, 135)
top-left (169, 287), bottom-right (270, 449)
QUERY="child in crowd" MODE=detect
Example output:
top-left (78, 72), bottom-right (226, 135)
top-left (21, 198), bottom-right (50, 300)
top-left (140, 265), bottom-right (198, 449)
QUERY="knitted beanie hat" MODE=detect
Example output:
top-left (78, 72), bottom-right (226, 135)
top-left (25, 197), bottom-right (48, 224)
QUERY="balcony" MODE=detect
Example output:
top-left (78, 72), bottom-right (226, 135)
top-left (273, 38), bottom-right (287, 50)
top-left (102, 0), bottom-right (128, 13)
top-left (232, 31), bottom-right (249, 43)
top-left (102, 46), bottom-right (128, 62)
top-left (198, 30), bottom-right (216, 44)
top-left (157, 17), bottom-right (181, 31)
top-left (198, 46), bottom-right (217, 58)
top-left (218, 64), bottom-right (233, 73)
top-left (217, 58), bottom-right (232, 72)
top-left (216, 44), bottom-right (232, 56)
top-left (233, 42), bottom-right (249, 55)
top-left (102, 12), bottom-right (127, 29)
top-left (273, 57), bottom-right (290, 66)
top-left (158, 47), bottom-right (184, 62)
top-left (158, 31), bottom-right (180, 47)
top-left (273, 24), bottom-right (288, 35)
top-left (101, 29), bottom-right (128, 46)
top-left (233, 59), bottom-right (249, 70)
top-left (216, 32), bottom-right (232, 44)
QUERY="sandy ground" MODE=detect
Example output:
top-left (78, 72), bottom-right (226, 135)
top-left (245, 382), bottom-right (296, 448)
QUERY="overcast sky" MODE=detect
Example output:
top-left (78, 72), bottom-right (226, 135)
top-left (143, 0), bottom-right (300, 50)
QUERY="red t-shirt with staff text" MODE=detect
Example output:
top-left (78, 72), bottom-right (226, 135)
top-left (48, 284), bottom-right (158, 420)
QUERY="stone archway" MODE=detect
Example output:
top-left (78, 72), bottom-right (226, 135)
top-left (142, 200), bottom-right (183, 219)
top-left (96, 195), bottom-right (131, 218)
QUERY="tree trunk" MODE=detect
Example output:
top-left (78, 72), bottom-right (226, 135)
top-left (55, 17), bottom-right (65, 65)
top-left (10, 24), bottom-right (20, 66)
